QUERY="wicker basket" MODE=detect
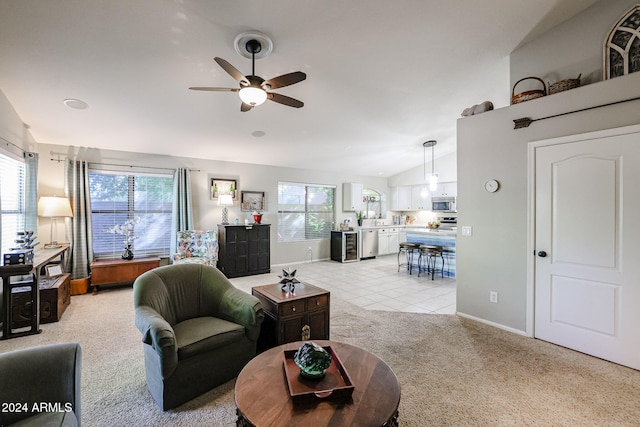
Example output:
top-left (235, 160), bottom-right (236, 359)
top-left (511, 77), bottom-right (546, 104)
top-left (548, 74), bottom-right (581, 94)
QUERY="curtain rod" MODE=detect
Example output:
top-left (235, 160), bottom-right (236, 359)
top-left (50, 157), bottom-right (200, 172)
top-left (1, 136), bottom-right (27, 155)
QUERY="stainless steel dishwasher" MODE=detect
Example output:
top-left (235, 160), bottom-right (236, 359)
top-left (360, 228), bottom-right (378, 259)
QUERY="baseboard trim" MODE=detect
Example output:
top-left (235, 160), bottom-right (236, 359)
top-left (456, 312), bottom-right (528, 337)
top-left (271, 258), bottom-right (330, 269)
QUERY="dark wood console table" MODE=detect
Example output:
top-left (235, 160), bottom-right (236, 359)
top-left (235, 340), bottom-right (400, 426)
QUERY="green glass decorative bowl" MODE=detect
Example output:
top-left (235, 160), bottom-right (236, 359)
top-left (293, 341), bottom-right (332, 380)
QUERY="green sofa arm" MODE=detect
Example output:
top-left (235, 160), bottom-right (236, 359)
top-left (219, 287), bottom-right (264, 341)
top-left (135, 306), bottom-right (178, 378)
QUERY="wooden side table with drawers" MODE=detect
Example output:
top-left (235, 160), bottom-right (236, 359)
top-left (251, 282), bottom-right (330, 352)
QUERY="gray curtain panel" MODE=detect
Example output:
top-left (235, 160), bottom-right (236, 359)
top-left (23, 152), bottom-right (38, 232)
top-left (65, 160), bottom-right (93, 279)
top-left (170, 168), bottom-right (193, 257)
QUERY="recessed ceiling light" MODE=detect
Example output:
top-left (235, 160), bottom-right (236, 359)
top-left (63, 99), bottom-right (89, 110)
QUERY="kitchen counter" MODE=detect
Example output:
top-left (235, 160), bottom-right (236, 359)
top-left (405, 229), bottom-right (457, 278)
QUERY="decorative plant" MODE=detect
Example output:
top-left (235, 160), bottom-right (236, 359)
top-left (356, 211), bottom-right (364, 220)
top-left (106, 217), bottom-right (142, 246)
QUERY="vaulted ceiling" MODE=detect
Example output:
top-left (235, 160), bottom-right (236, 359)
top-left (0, 0), bottom-right (599, 177)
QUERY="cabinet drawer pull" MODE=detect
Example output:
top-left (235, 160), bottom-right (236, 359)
top-left (316, 300), bottom-right (320, 306)
top-left (292, 306), bottom-right (296, 312)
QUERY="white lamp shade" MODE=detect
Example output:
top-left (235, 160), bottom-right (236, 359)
top-left (239, 87), bottom-right (267, 106)
top-left (217, 194), bottom-right (234, 206)
top-left (38, 196), bottom-right (73, 217)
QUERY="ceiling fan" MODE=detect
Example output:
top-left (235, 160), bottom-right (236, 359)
top-left (189, 37), bottom-right (306, 112)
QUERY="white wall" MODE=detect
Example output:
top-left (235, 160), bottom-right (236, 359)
top-left (36, 143), bottom-right (390, 266)
top-left (387, 151), bottom-right (457, 187)
top-left (510, 0), bottom-right (638, 90)
top-left (0, 90), bottom-right (37, 156)
top-left (457, 70), bottom-right (640, 333)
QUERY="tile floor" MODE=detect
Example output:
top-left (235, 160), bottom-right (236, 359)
top-left (230, 254), bottom-right (457, 314)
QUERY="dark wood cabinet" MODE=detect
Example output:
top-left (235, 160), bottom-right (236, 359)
top-left (12, 273), bottom-right (71, 328)
top-left (252, 282), bottom-right (330, 351)
top-left (217, 224), bottom-right (270, 278)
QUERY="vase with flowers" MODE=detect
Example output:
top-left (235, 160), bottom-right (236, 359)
top-left (106, 217), bottom-right (142, 260)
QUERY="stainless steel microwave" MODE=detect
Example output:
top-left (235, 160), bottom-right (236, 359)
top-left (432, 197), bottom-right (456, 212)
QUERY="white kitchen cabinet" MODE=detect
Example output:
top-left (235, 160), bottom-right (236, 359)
top-left (411, 185), bottom-right (430, 210)
top-left (432, 182), bottom-right (457, 198)
top-left (391, 186), bottom-right (412, 211)
top-left (388, 229), bottom-right (399, 253)
top-left (378, 227), bottom-right (400, 255)
top-left (343, 182), bottom-right (363, 211)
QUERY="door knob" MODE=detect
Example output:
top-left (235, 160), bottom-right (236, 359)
top-left (537, 251), bottom-right (547, 257)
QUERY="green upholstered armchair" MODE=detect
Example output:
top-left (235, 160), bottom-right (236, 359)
top-left (133, 264), bottom-right (264, 410)
top-left (0, 343), bottom-right (82, 426)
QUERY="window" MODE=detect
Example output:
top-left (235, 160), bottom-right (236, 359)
top-left (89, 171), bottom-right (173, 259)
top-left (277, 182), bottom-right (335, 242)
top-left (0, 153), bottom-right (25, 255)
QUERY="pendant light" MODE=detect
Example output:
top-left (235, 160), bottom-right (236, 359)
top-left (423, 140), bottom-right (438, 194)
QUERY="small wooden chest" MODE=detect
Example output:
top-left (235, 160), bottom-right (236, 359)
top-left (12, 273), bottom-right (71, 326)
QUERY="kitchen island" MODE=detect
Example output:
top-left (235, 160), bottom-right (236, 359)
top-left (405, 228), bottom-right (456, 277)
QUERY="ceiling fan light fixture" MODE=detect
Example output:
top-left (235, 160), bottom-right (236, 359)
top-left (239, 86), bottom-right (267, 106)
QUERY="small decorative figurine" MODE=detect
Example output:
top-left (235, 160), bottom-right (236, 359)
top-left (278, 267), bottom-right (300, 293)
top-left (293, 341), bottom-right (332, 380)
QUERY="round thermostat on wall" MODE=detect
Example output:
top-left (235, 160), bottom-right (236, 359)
top-left (484, 179), bottom-right (500, 193)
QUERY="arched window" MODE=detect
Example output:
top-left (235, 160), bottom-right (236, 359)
top-left (605, 5), bottom-right (640, 79)
top-left (362, 188), bottom-right (382, 219)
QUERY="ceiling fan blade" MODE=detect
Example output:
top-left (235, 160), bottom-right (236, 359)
top-left (241, 102), bottom-right (253, 112)
top-left (189, 87), bottom-right (239, 92)
top-left (214, 57), bottom-right (249, 86)
top-left (263, 71), bottom-right (307, 90)
top-left (267, 92), bottom-right (304, 108)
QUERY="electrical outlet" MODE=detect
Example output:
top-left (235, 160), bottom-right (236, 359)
top-left (489, 291), bottom-right (499, 304)
top-left (461, 226), bottom-right (472, 237)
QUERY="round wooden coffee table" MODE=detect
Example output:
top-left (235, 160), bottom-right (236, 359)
top-left (235, 340), bottom-right (400, 426)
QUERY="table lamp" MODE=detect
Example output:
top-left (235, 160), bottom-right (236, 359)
top-left (218, 194), bottom-right (234, 225)
top-left (38, 196), bottom-right (73, 249)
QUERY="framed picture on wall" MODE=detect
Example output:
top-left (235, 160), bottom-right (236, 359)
top-left (241, 191), bottom-right (265, 211)
top-left (210, 178), bottom-right (237, 200)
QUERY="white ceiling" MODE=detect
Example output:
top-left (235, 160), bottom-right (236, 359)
top-left (0, 0), bottom-right (599, 177)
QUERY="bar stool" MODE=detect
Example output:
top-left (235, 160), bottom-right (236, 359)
top-left (397, 242), bottom-right (419, 274)
top-left (417, 245), bottom-right (446, 280)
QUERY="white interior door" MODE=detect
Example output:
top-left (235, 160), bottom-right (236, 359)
top-left (534, 130), bottom-right (640, 370)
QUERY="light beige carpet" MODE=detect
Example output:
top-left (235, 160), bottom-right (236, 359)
top-left (1, 286), bottom-right (640, 426)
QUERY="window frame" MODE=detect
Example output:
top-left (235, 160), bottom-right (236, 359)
top-left (88, 170), bottom-right (174, 259)
top-left (0, 152), bottom-right (26, 255)
top-left (277, 181), bottom-right (336, 242)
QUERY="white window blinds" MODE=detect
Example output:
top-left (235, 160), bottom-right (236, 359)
top-left (277, 182), bottom-right (335, 242)
top-left (89, 171), bottom-right (173, 259)
top-left (0, 153), bottom-right (26, 255)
